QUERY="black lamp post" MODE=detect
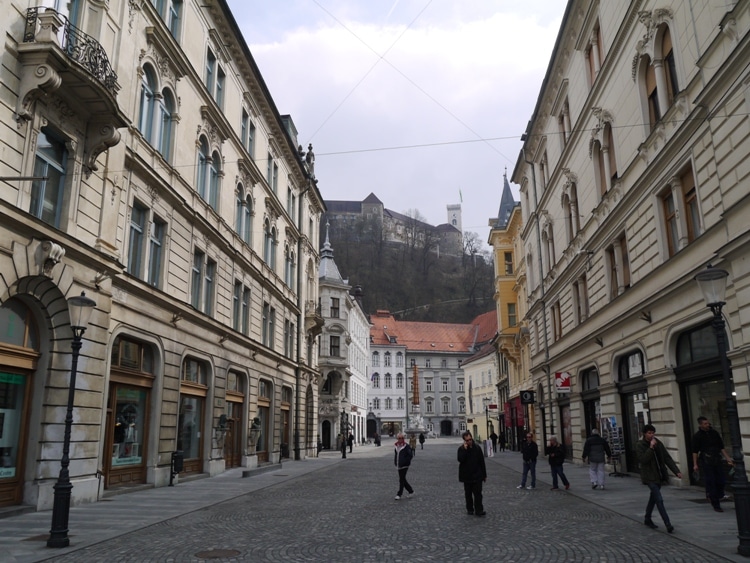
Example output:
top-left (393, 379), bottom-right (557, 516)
top-left (47, 292), bottom-right (96, 548)
top-left (694, 265), bottom-right (750, 556)
top-left (340, 408), bottom-right (347, 459)
top-left (483, 397), bottom-right (490, 444)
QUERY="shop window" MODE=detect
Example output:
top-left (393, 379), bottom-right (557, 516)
top-left (182, 357), bottom-right (207, 385)
top-left (676, 322), bottom-right (725, 365)
top-left (111, 336), bottom-right (154, 374)
top-left (0, 300), bottom-right (39, 350)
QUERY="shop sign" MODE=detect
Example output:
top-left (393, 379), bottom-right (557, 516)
top-left (555, 371), bottom-right (571, 393)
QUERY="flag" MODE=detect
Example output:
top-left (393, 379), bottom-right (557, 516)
top-left (459, 188), bottom-right (463, 203)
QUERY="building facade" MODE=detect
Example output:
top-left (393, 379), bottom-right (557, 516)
top-left (317, 227), bottom-right (369, 450)
top-left (512, 0), bottom-right (750, 478)
top-left (0, 0), bottom-right (324, 510)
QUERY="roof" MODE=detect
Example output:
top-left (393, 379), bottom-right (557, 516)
top-left (370, 310), bottom-right (497, 354)
top-left (318, 223), bottom-right (344, 283)
top-left (494, 172), bottom-right (520, 229)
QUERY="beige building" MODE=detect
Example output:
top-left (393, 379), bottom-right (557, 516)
top-left (512, 0), bottom-right (750, 479)
top-left (0, 0), bottom-right (324, 510)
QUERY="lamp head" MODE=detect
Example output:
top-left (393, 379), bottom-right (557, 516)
top-left (694, 265), bottom-right (729, 308)
top-left (68, 291), bottom-right (96, 335)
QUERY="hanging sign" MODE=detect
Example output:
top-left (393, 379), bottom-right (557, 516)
top-left (555, 371), bottom-right (571, 393)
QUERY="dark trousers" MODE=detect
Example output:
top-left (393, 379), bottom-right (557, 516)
top-left (521, 460), bottom-right (536, 487)
top-left (646, 482), bottom-right (671, 525)
top-left (397, 468), bottom-right (413, 496)
top-left (550, 464), bottom-right (569, 488)
top-left (463, 481), bottom-right (483, 513)
top-left (702, 461), bottom-right (726, 507)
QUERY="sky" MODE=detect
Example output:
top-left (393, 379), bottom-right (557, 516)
top-left (225, 0), bottom-right (566, 249)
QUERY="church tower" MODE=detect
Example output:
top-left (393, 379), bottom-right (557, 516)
top-left (447, 203), bottom-right (462, 234)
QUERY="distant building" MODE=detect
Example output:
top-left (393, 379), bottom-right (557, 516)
top-left (368, 310), bottom-right (496, 437)
top-left (324, 194), bottom-right (463, 256)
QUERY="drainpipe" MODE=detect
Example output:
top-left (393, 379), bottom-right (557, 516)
top-left (294, 180), bottom-right (312, 461)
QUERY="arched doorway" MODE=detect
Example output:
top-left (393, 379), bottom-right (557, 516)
top-left (322, 420), bottom-right (332, 449)
top-left (441, 420), bottom-right (452, 436)
top-left (367, 417), bottom-right (377, 439)
top-left (0, 299), bottom-right (39, 507)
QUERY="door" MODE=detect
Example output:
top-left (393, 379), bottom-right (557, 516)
top-left (178, 395), bottom-right (204, 473)
top-left (257, 405), bottom-right (269, 463)
top-left (224, 400), bottom-right (242, 468)
top-left (0, 372), bottom-right (30, 507)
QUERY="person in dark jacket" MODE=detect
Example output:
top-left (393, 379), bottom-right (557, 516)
top-left (394, 433), bottom-right (414, 500)
top-left (636, 424), bottom-right (682, 533)
top-left (347, 432), bottom-right (354, 453)
top-left (546, 436), bottom-right (570, 490)
top-left (418, 432), bottom-right (425, 450)
top-left (499, 432), bottom-right (507, 452)
top-left (457, 430), bottom-right (487, 515)
top-left (516, 432), bottom-right (538, 489)
top-left (490, 431), bottom-right (498, 453)
top-left (692, 416), bottom-right (733, 512)
top-left (582, 428), bottom-right (612, 489)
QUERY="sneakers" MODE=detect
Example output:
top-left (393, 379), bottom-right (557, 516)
top-left (592, 483), bottom-right (597, 489)
top-left (599, 485), bottom-right (605, 490)
top-left (394, 495), bottom-right (401, 500)
top-left (666, 524), bottom-right (675, 533)
top-left (644, 519), bottom-right (658, 529)
top-left (565, 484), bottom-right (570, 490)
top-left (526, 486), bottom-right (534, 490)
top-left (408, 491), bottom-right (415, 498)
top-left (516, 485), bottom-right (525, 489)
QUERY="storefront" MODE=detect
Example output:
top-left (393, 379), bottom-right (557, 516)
top-left (223, 370), bottom-right (246, 469)
top-left (0, 299), bottom-right (38, 507)
top-left (178, 357), bottom-right (208, 474)
top-left (256, 379), bottom-right (272, 463)
top-left (617, 350), bottom-right (649, 473)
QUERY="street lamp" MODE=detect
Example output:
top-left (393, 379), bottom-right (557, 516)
top-left (340, 408), bottom-right (348, 459)
top-left (694, 265), bottom-right (750, 556)
top-left (47, 292), bottom-right (96, 548)
top-left (483, 397), bottom-right (490, 444)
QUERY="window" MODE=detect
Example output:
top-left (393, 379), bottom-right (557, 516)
top-left (263, 220), bottom-right (277, 269)
top-left (215, 66), bottom-right (225, 108)
top-left (442, 399), bottom-right (450, 414)
top-left (572, 275), bottom-right (589, 325)
top-left (426, 400), bottom-right (433, 414)
top-left (507, 303), bottom-right (517, 327)
top-left (662, 191), bottom-right (679, 257)
top-left (441, 380), bottom-right (449, 392)
top-left (205, 48), bottom-right (216, 96)
top-left (396, 373), bottom-right (403, 388)
top-left (197, 139), bottom-right (219, 210)
top-left (284, 320), bottom-right (294, 358)
top-left (410, 358), bottom-right (416, 367)
top-left (128, 202), bottom-right (147, 277)
top-left (241, 110), bottom-right (249, 150)
top-left (425, 379), bottom-right (432, 392)
top-left (182, 357), bottom-right (207, 385)
top-left (585, 22), bottom-right (604, 86)
top-left (247, 121), bottom-right (256, 158)
top-left (157, 91), bottom-right (175, 160)
top-left (139, 67), bottom-right (156, 142)
top-left (372, 352), bottom-right (380, 367)
top-left (372, 397), bottom-right (380, 410)
top-left (384, 373), bottom-right (391, 388)
top-left (397, 397), bottom-right (404, 410)
top-left (203, 259), bottom-right (216, 316)
top-left (425, 359), bottom-right (431, 368)
top-left (287, 187), bottom-right (296, 217)
top-left (504, 252), bottom-right (513, 275)
top-left (147, 216), bottom-right (165, 287)
top-left (458, 379), bottom-right (464, 392)
top-left (285, 247), bottom-right (296, 287)
top-left (372, 374), bottom-right (380, 389)
top-left (385, 397), bottom-right (392, 410)
top-left (606, 234), bottom-right (631, 300)
top-left (191, 250), bottom-right (204, 310)
top-left (330, 335), bottom-right (340, 357)
top-left (330, 298), bottom-right (340, 318)
top-left (660, 165), bottom-right (702, 257)
top-left (662, 28), bottom-right (678, 105)
top-left (262, 302), bottom-right (275, 349)
top-left (396, 352), bottom-right (403, 367)
top-left (542, 224), bottom-right (555, 275)
top-left (167, 0), bottom-right (182, 38)
top-left (618, 351), bottom-right (645, 380)
top-left (640, 25), bottom-right (680, 133)
top-left (30, 127), bottom-right (67, 228)
top-left (557, 99), bottom-right (570, 148)
top-left (233, 282), bottom-right (250, 334)
top-left (646, 58), bottom-right (660, 128)
top-left (552, 301), bottom-right (562, 341)
top-left (458, 398), bottom-right (465, 413)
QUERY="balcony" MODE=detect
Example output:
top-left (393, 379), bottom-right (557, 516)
top-left (16, 8), bottom-right (128, 175)
top-left (304, 300), bottom-right (325, 337)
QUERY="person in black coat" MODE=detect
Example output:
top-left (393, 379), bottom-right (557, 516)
top-left (394, 433), bottom-right (414, 500)
top-left (517, 432), bottom-right (538, 489)
top-left (546, 436), bottom-right (570, 490)
top-left (457, 430), bottom-right (487, 516)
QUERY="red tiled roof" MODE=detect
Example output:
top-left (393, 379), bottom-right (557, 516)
top-left (370, 310), bottom-right (497, 353)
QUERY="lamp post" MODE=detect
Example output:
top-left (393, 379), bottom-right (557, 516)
top-left (47, 292), bottom-right (96, 548)
top-left (340, 408), bottom-right (347, 459)
top-left (483, 397), bottom-right (490, 444)
top-left (694, 265), bottom-right (750, 556)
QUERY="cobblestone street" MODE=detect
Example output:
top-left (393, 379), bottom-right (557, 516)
top-left (35, 440), bottom-right (724, 562)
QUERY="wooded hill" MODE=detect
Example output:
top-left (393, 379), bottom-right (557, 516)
top-left (321, 214), bottom-right (495, 324)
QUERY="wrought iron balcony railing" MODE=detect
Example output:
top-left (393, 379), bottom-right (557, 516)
top-left (23, 7), bottom-right (118, 95)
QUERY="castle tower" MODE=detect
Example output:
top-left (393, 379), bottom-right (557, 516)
top-left (447, 203), bottom-right (462, 234)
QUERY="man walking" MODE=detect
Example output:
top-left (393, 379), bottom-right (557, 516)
top-left (692, 416), bottom-right (733, 512)
top-left (636, 424), bottom-right (682, 533)
top-left (516, 432), bottom-right (538, 490)
top-left (490, 431), bottom-right (498, 454)
top-left (546, 436), bottom-right (570, 490)
top-left (582, 428), bottom-right (612, 489)
top-left (458, 430), bottom-right (487, 516)
top-left (394, 433), bottom-right (414, 500)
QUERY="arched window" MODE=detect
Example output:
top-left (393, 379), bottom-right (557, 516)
top-left (157, 89), bottom-right (175, 160)
top-left (0, 300), bottom-right (39, 350)
top-left (372, 351), bottom-right (380, 367)
top-left (243, 195), bottom-right (253, 245)
top-left (138, 66), bottom-right (156, 140)
top-left (384, 373), bottom-right (392, 388)
top-left (372, 373), bottom-right (380, 389)
top-left (396, 373), bottom-right (403, 388)
top-left (208, 150), bottom-right (220, 211)
top-left (235, 187), bottom-right (244, 236)
top-left (197, 137), bottom-right (209, 202)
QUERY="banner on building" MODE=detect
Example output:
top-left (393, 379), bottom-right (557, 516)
top-left (504, 402), bottom-right (512, 427)
top-left (555, 371), bottom-right (571, 393)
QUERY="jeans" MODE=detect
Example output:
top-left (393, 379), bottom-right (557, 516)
top-left (589, 462), bottom-right (606, 486)
top-left (521, 460), bottom-right (536, 487)
top-left (397, 468), bottom-right (413, 496)
top-left (550, 464), bottom-right (569, 488)
top-left (645, 482), bottom-right (671, 525)
top-left (463, 481), bottom-right (483, 513)
top-left (702, 461), bottom-right (726, 507)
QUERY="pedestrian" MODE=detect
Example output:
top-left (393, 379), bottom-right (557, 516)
top-left (409, 433), bottom-right (417, 455)
top-left (419, 432), bottom-right (425, 450)
top-left (374, 432), bottom-right (381, 446)
top-left (692, 416), bottom-right (733, 512)
top-left (516, 432), bottom-right (538, 489)
top-left (490, 431), bottom-right (498, 453)
top-left (582, 428), bottom-right (612, 490)
top-left (499, 431), bottom-right (507, 452)
top-left (394, 433), bottom-right (414, 500)
top-left (457, 430), bottom-right (487, 516)
top-left (636, 424), bottom-right (682, 533)
top-left (347, 432), bottom-right (354, 453)
top-left (546, 436), bottom-right (570, 490)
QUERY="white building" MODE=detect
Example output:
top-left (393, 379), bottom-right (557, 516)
top-left (512, 0), bottom-right (750, 478)
top-left (317, 227), bottom-right (370, 449)
top-left (0, 0), bottom-right (324, 510)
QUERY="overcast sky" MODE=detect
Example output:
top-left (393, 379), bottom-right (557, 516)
top-left (225, 0), bottom-right (566, 248)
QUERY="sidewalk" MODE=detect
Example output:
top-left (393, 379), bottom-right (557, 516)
top-left (486, 447), bottom-right (744, 562)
